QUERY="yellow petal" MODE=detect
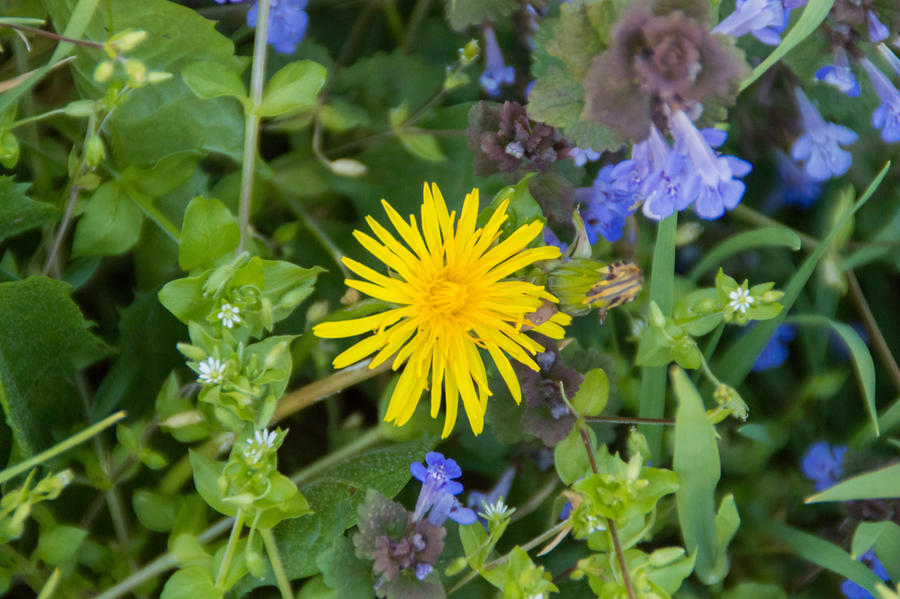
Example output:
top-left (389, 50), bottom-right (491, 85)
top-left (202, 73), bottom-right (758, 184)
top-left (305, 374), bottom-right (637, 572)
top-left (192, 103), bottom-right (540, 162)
top-left (333, 333), bottom-right (388, 369)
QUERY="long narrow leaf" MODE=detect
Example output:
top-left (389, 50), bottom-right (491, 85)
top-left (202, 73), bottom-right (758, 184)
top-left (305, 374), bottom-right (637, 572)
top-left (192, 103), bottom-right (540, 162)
top-left (688, 227), bottom-right (801, 283)
top-left (806, 463), bottom-right (900, 503)
top-left (778, 525), bottom-right (883, 594)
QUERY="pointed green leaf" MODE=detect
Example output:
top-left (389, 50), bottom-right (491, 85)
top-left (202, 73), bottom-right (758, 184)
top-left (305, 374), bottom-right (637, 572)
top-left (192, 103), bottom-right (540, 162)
top-left (0, 177), bottom-right (58, 242)
top-left (806, 463), bottom-right (900, 503)
top-left (258, 60), bottom-right (327, 118)
top-left (177, 197), bottom-right (240, 271)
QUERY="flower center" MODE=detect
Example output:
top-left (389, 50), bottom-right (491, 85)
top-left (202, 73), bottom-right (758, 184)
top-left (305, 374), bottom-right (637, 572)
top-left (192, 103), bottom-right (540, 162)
top-left (425, 278), bottom-right (468, 316)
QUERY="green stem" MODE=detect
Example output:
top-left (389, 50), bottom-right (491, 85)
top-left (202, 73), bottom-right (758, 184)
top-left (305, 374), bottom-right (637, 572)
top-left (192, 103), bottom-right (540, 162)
top-left (215, 509), bottom-right (245, 589)
top-left (402, 0), bottom-right (431, 51)
top-left (237, 0), bottom-right (270, 253)
top-left (381, 0), bottom-right (404, 44)
top-left (0, 411), bottom-right (126, 485)
top-left (261, 528), bottom-right (293, 599)
top-left (698, 352), bottom-right (723, 388)
top-left (585, 415), bottom-right (675, 426)
top-left (8, 108), bottom-right (67, 131)
top-left (35, 568), bottom-right (61, 599)
top-left (638, 213), bottom-right (677, 463)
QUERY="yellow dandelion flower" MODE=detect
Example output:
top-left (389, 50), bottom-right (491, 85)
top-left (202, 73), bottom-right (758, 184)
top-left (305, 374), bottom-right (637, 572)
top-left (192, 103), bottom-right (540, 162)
top-left (313, 183), bottom-right (572, 437)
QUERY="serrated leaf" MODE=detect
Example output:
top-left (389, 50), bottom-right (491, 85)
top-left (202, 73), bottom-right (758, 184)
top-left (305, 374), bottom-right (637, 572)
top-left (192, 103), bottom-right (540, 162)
top-left (177, 197), bottom-right (240, 271)
top-left (0, 277), bottom-right (111, 454)
top-left (72, 181), bottom-right (143, 257)
top-left (258, 60), bottom-right (327, 118)
top-left (317, 535), bottom-right (374, 597)
top-left (0, 177), bottom-right (58, 242)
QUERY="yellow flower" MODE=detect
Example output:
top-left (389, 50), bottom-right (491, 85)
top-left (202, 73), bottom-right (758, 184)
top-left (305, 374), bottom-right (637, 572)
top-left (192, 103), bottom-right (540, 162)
top-left (313, 183), bottom-right (571, 437)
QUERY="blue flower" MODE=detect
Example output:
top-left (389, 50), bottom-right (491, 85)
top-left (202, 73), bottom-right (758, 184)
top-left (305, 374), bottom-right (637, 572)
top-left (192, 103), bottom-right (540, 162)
top-left (801, 441), bottom-right (847, 491)
top-left (479, 25), bottom-right (514, 97)
top-left (753, 324), bottom-right (796, 371)
top-left (577, 165), bottom-right (638, 243)
top-left (767, 150), bottom-right (823, 209)
top-left (247, 0), bottom-right (308, 55)
top-left (790, 87), bottom-right (858, 181)
top-left (861, 57), bottom-right (900, 143)
top-left (670, 110), bottom-right (751, 220)
top-left (867, 10), bottom-right (890, 43)
top-left (842, 550), bottom-right (890, 599)
top-left (816, 48), bottom-right (861, 97)
top-left (711, 0), bottom-right (790, 46)
top-left (410, 452), bottom-right (476, 525)
top-left (612, 124), bottom-right (671, 198)
top-left (569, 147), bottom-right (601, 167)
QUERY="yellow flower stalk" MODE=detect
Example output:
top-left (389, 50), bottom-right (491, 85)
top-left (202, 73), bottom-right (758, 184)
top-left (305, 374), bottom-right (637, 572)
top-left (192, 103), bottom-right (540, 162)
top-left (313, 183), bottom-right (571, 437)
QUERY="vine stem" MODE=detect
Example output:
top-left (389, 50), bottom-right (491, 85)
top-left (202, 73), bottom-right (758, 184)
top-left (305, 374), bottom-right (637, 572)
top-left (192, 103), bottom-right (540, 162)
top-left (261, 528), bottom-right (293, 599)
top-left (578, 426), bottom-right (637, 599)
top-left (215, 508), bottom-right (245, 589)
top-left (237, 0), bottom-right (270, 253)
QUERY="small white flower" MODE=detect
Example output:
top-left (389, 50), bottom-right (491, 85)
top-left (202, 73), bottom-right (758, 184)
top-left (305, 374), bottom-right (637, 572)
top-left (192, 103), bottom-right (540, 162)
top-left (583, 514), bottom-right (605, 533)
top-left (526, 594), bottom-right (545, 599)
top-left (479, 498), bottom-right (514, 521)
top-left (727, 287), bottom-right (755, 314)
top-left (244, 429), bottom-right (278, 464)
top-left (216, 302), bottom-right (242, 329)
top-left (197, 357), bottom-right (226, 385)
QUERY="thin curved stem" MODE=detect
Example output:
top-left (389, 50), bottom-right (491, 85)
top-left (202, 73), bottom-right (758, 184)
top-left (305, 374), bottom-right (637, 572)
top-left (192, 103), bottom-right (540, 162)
top-left (261, 528), bottom-right (293, 599)
top-left (215, 509), bottom-right (245, 589)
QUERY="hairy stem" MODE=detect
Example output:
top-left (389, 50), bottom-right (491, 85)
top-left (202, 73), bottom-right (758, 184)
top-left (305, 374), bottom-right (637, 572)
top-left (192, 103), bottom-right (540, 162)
top-left (261, 528), bottom-right (293, 599)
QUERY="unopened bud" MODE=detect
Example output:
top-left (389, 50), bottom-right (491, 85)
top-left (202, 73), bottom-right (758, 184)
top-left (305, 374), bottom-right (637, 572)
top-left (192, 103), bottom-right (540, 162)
top-left (93, 60), bottom-right (114, 83)
top-left (713, 384), bottom-right (748, 421)
top-left (147, 70), bottom-right (172, 84)
top-left (124, 59), bottom-right (147, 87)
top-left (459, 39), bottom-right (480, 65)
top-left (329, 158), bottom-right (367, 178)
top-left (0, 130), bottom-right (20, 169)
top-left (111, 30), bottom-right (148, 52)
top-left (85, 135), bottom-right (105, 167)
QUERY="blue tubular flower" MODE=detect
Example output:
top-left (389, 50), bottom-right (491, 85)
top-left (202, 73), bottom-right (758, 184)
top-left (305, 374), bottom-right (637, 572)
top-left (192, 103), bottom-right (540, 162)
top-left (577, 165), bottom-right (638, 243)
top-left (842, 550), bottom-right (890, 599)
top-left (479, 25), bottom-right (514, 97)
top-left (768, 150), bottom-right (823, 209)
top-left (711, 0), bottom-right (789, 46)
top-left (569, 147), bottom-right (601, 167)
top-left (612, 124), bottom-right (671, 198)
top-left (816, 48), bottom-right (861, 97)
top-left (247, 0), bottom-right (308, 55)
top-left (867, 10), bottom-right (890, 43)
top-left (670, 110), bottom-right (750, 220)
top-left (861, 58), bottom-right (900, 143)
top-left (410, 452), bottom-right (476, 525)
top-left (753, 324), bottom-right (795, 371)
top-left (801, 441), bottom-right (847, 491)
top-left (790, 87), bottom-right (858, 180)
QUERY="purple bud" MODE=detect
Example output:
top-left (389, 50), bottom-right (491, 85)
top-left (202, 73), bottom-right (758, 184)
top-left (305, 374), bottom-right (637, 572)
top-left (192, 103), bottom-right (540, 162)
top-left (815, 48), bottom-right (861, 97)
top-left (479, 26), bottom-right (515, 97)
top-left (867, 10), bottom-right (890, 43)
top-left (860, 58), bottom-right (900, 143)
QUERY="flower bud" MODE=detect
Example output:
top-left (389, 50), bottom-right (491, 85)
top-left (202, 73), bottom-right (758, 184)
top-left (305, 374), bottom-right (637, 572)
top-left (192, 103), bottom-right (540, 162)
top-left (85, 135), bottom-right (105, 167)
top-left (0, 130), bottom-right (20, 169)
top-left (458, 39), bottom-right (480, 65)
top-left (714, 384), bottom-right (748, 421)
top-left (328, 158), bottom-right (367, 178)
top-left (147, 70), bottom-right (173, 84)
top-left (111, 29), bottom-right (148, 52)
top-left (124, 59), bottom-right (147, 87)
top-left (93, 60), bottom-right (114, 83)
top-left (548, 259), bottom-right (642, 317)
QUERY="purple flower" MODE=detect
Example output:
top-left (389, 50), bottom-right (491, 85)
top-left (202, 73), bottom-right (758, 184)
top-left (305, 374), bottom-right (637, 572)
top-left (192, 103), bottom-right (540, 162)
top-left (753, 324), bottom-right (795, 371)
top-left (612, 124), bottom-right (671, 199)
top-left (867, 10), bottom-right (890, 43)
top-left (791, 87), bottom-right (858, 180)
top-left (801, 441), bottom-right (847, 491)
top-left (861, 58), bottom-right (900, 143)
top-left (766, 150), bottom-right (823, 210)
top-left (479, 26), bottom-right (514, 97)
top-left (247, 0), bottom-right (308, 55)
top-left (569, 147), bottom-right (601, 167)
top-left (712, 0), bottom-right (790, 46)
top-left (670, 110), bottom-right (751, 220)
top-left (576, 165), bottom-right (638, 243)
top-left (410, 452), bottom-right (476, 525)
top-left (816, 48), bottom-right (861, 97)
top-left (841, 549), bottom-right (890, 599)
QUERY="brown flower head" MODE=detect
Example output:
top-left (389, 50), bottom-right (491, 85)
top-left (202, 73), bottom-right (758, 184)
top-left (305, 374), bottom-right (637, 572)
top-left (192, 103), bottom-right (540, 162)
top-left (583, 4), bottom-right (744, 141)
top-left (372, 518), bottom-right (446, 581)
top-left (468, 101), bottom-right (572, 176)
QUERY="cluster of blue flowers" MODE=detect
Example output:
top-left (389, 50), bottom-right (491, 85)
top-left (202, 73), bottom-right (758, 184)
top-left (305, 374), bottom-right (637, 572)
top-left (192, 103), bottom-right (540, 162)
top-left (712, 0), bottom-right (808, 46)
top-left (801, 441), bottom-right (847, 491)
top-left (410, 452), bottom-right (477, 530)
top-left (214, 0), bottom-right (308, 54)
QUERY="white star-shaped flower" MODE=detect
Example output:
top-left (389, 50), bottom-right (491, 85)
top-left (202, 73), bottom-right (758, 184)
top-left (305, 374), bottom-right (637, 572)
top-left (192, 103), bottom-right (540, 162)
top-left (727, 287), bottom-right (755, 314)
top-left (244, 429), bottom-right (278, 464)
top-left (478, 498), bottom-right (514, 521)
top-left (216, 302), bottom-right (242, 329)
top-left (197, 357), bottom-right (226, 385)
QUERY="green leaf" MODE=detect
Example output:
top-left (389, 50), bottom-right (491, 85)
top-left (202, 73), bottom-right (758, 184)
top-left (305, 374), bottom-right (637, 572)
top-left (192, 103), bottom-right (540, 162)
top-left (740, 0), bottom-right (835, 91)
top-left (806, 463), bottom-right (900, 503)
top-left (233, 435), bottom-right (438, 594)
top-left (258, 61), bottom-right (327, 118)
top-left (181, 61), bottom-right (248, 106)
top-left (160, 566), bottom-right (222, 599)
top-left (722, 582), bottom-right (787, 599)
top-left (317, 535), bottom-right (375, 597)
top-left (444, 0), bottom-right (518, 31)
top-left (777, 524), bottom-right (883, 596)
top-left (45, 0), bottom-right (245, 165)
top-left (572, 369), bottom-right (609, 417)
top-left (0, 177), bottom-right (58, 242)
top-left (788, 314), bottom-right (878, 436)
top-left (133, 489), bottom-right (181, 533)
top-left (672, 366), bottom-right (721, 583)
top-left (0, 277), bottom-right (110, 454)
top-left (554, 425), bottom-right (596, 485)
top-left (851, 522), bottom-right (900, 583)
top-left (687, 227), bottom-right (802, 282)
top-left (178, 197), bottom-right (240, 271)
top-left (396, 132), bottom-right (447, 162)
top-left (72, 181), bottom-right (143, 257)
top-left (639, 213), bottom-right (677, 463)
top-left (714, 163), bottom-right (889, 389)
top-left (188, 450), bottom-right (235, 518)
top-left (708, 494), bottom-right (741, 584)
top-left (34, 525), bottom-right (87, 565)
